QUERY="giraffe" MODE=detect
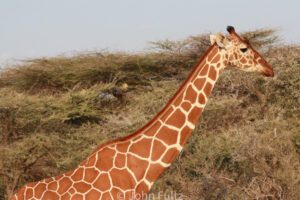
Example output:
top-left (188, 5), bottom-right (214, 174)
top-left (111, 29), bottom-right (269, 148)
top-left (11, 26), bottom-right (274, 200)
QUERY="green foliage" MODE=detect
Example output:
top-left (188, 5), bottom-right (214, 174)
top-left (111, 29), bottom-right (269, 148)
top-left (1, 28), bottom-right (300, 199)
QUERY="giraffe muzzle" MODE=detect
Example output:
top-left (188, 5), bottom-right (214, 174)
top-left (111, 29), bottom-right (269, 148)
top-left (262, 67), bottom-right (275, 77)
top-left (258, 58), bottom-right (275, 77)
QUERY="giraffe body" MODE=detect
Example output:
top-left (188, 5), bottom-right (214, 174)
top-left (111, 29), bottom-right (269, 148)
top-left (11, 26), bottom-right (274, 200)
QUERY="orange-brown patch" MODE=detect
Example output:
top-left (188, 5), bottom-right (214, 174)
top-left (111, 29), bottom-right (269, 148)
top-left (93, 173), bottom-right (111, 191)
top-left (180, 126), bottom-right (192, 146)
top-left (151, 139), bottom-right (167, 161)
top-left (165, 109), bottom-right (186, 129)
top-left (34, 183), bottom-right (46, 199)
top-left (162, 148), bottom-right (180, 163)
top-left (204, 82), bottom-right (213, 96)
top-left (61, 193), bottom-right (71, 200)
top-left (42, 191), bottom-right (59, 200)
top-left (184, 85), bottom-right (197, 104)
top-left (132, 135), bottom-right (142, 142)
top-left (211, 55), bottom-right (221, 63)
top-left (160, 107), bottom-right (174, 122)
top-left (54, 174), bottom-right (63, 181)
top-left (198, 93), bottom-right (206, 104)
top-left (240, 57), bottom-right (247, 64)
top-left (71, 168), bottom-right (84, 182)
top-left (69, 188), bottom-right (76, 194)
top-left (115, 153), bottom-right (126, 168)
top-left (144, 121), bottom-right (161, 136)
top-left (111, 187), bottom-right (123, 200)
top-left (188, 107), bottom-right (202, 125)
top-left (58, 177), bottom-right (72, 194)
top-left (27, 182), bottom-right (38, 187)
top-left (95, 147), bottom-right (115, 171)
top-left (125, 191), bottom-right (134, 200)
top-left (82, 153), bottom-right (96, 167)
top-left (16, 186), bottom-right (25, 199)
top-left (173, 92), bottom-right (184, 107)
top-left (84, 168), bottom-right (99, 183)
top-left (199, 64), bottom-right (209, 76)
top-left (73, 182), bottom-right (91, 193)
top-left (116, 141), bottom-right (130, 153)
top-left (110, 168), bottom-right (135, 190)
top-left (194, 78), bottom-right (206, 90)
top-left (48, 181), bottom-right (58, 191)
top-left (136, 182), bottom-right (149, 194)
top-left (86, 189), bottom-right (101, 200)
top-left (209, 67), bottom-right (217, 80)
top-left (25, 188), bottom-right (33, 199)
top-left (156, 126), bottom-right (178, 145)
top-left (102, 192), bottom-right (112, 200)
top-left (127, 154), bottom-right (149, 181)
top-left (208, 47), bottom-right (218, 61)
top-left (146, 163), bottom-right (165, 182)
top-left (129, 138), bottom-right (152, 158)
top-left (181, 102), bottom-right (191, 112)
top-left (71, 194), bottom-right (83, 200)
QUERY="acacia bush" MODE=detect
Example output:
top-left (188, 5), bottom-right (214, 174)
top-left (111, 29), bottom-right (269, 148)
top-left (1, 28), bottom-right (299, 200)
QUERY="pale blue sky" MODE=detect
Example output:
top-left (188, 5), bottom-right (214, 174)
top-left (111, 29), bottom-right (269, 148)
top-left (0, 0), bottom-right (299, 67)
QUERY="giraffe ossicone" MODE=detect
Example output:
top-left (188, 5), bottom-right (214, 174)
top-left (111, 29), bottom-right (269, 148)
top-left (11, 26), bottom-right (274, 200)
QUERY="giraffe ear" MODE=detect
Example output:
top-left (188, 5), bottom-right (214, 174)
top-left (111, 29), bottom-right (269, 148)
top-left (210, 33), bottom-right (229, 48)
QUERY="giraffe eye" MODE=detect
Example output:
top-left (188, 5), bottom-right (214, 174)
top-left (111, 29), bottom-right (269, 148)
top-left (240, 48), bottom-right (248, 53)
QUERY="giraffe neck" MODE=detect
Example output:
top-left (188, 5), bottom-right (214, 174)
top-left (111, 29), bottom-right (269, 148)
top-left (138, 44), bottom-right (226, 187)
top-left (148, 44), bottom-right (225, 145)
top-left (12, 44), bottom-right (228, 200)
top-left (80, 44), bottom-right (227, 195)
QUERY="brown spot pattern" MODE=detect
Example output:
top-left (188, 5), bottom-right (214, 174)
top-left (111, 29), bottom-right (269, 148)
top-left (12, 40), bottom-right (226, 200)
top-left (129, 138), bottom-right (152, 158)
top-left (165, 109), bottom-right (186, 128)
top-left (156, 126), bottom-right (178, 145)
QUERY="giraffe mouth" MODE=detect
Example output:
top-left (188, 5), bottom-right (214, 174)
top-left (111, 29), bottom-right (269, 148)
top-left (258, 59), bottom-right (275, 77)
top-left (262, 68), bottom-right (275, 77)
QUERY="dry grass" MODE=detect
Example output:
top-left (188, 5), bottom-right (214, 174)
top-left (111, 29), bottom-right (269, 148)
top-left (0, 28), bottom-right (299, 200)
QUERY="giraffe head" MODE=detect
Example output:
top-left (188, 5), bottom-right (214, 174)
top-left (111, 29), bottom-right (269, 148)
top-left (210, 26), bottom-right (274, 77)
